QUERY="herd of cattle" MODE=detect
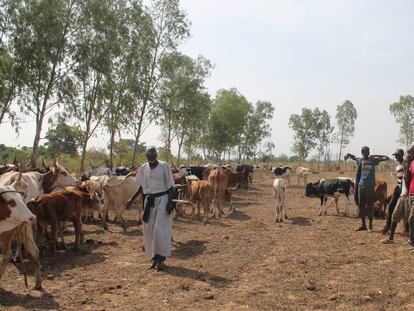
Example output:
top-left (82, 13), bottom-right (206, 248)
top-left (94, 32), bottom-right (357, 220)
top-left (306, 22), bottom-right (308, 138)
top-left (271, 165), bottom-right (390, 222)
top-left (0, 160), bottom-right (392, 291)
top-left (0, 160), bottom-right (254, 290)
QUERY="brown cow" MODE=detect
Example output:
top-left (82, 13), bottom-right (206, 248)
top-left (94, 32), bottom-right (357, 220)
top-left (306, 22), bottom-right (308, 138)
top-left (28, 188), bottom-right (100, 254)
top-left (227, 171), bottom-right (249, 190)
top-left (236, 164), bottom-right (253, 186)
top-left (190, 180), bottom-right (213, 224)
top-left (208, 169), bottom-right (229, 218)
top-left (374, 180), bottom-right (388, 217)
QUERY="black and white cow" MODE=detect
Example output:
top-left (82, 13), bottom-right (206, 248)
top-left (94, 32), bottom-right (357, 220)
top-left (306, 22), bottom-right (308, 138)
top-left (271, 166), bottom-right (292, 186)
top-left (305, 178), bottom-right (353, 216)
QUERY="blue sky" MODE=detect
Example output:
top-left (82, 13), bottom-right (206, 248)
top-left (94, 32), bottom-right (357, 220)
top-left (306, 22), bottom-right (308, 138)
top-left (2, 0), bottom-right (413, 158)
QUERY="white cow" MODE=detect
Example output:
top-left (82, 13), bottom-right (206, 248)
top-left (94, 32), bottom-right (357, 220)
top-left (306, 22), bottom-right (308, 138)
top-left (0, 161), bottom-right (77, 201)
top-left (273, 178), bottom-right (287, 223)
top-left (102, 176), bottom-right (142, 231)
top-left (296, 167), bottom-right (312, 186)
top-left (0, 185), bottom-right (41, 289)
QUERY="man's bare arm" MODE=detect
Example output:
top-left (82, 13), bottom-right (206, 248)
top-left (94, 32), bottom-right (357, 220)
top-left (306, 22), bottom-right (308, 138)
top-left (370, 155), bottom-right (390, 162)
top-left (344, 153), bottom-right (357, 162)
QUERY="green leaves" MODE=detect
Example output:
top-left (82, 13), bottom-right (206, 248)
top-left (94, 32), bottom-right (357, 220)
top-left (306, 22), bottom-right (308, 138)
top-left (389, 95), bottom-right (414, 147)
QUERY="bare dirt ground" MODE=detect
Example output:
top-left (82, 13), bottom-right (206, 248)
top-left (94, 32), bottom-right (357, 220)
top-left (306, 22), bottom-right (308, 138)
top-left (2, 169), bottom-right (414, 310)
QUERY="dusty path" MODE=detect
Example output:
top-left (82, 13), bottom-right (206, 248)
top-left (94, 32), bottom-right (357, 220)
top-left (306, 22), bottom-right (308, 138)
top-left (2, 170), bottom-right (414, 310)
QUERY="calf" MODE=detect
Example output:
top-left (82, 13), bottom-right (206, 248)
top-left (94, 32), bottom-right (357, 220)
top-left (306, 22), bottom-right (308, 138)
top-left (305, 178), bottom-right (353, 216)
top-left (296, 167), bottom-right (311, 186)
top-left (208, 169), bottom-right (229, 218)
top-left (273, 178), bottom-right (287, 223)
top-left (228, 171), bottom-right (249, 190)
top-left (272, 166), bottom-right (292, 186)
top-left (29, 189), bottom-right (100, 254)
top-left (374, 180), bottom-right (388, 217)
top-left (190, 180), bottom-right (213, 224)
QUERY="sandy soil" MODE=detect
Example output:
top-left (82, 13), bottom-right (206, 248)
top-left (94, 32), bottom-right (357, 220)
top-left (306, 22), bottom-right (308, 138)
top-left (2, 169), bottom-right (414, 310)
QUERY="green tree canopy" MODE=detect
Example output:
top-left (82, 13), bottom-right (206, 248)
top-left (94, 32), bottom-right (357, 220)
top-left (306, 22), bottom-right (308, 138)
top-left (389, 95), bottom-right (414, 148)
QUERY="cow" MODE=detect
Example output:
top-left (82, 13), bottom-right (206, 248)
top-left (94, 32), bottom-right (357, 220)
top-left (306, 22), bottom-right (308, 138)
top-left (227, 171), bottom-right (249, 190)
top-left (188, 180), bottom-right (213, 224)
top-left (0, 160), bottom-right (78, 201)
top-left (187, 166), bottom-right (208, 180)
top-left (82, 166), bottom-right (112, 179)
top-left (102, 176), bottom-right (142, 231)
top-left (271, 166), bottom-right (292, 186)
top-left (374, 180), bottom-right (388, 217)
top-left (236, 164), bottom-right (254, 187)
top-left (114, 166), bottom-right (131, 176)
top-left (27, 188), bottom-right (100, 254)
top-left (0, 186), bottom-right (41, 290)
top-left (296, 167), bottom-right (311, 186)
top-left (207, 169), bottom-right (229, 218)
top-left (305, 178), bottom-right (353, 216)
top-left (273, 178), bottom-right (286, 223)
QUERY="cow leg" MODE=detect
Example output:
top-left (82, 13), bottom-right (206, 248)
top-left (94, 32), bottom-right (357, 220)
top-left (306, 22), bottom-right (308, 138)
top-left (0, 232), bottom-right (13, 280)
top-left (102, 201), bottom-right (110, 230)
top-left (59, 222), bottom-right (67, 250)
top-left (319, 197), bottom-right (324, 216)
top-left (50, 219), bottom-right (59, 255)
top-left (335, 197), bottom-right (340, 215)
top-left (22, 226), bottom-right (42, 290)
top-left (203, 202), bottom-right (209, 225)
top-left (274, 190), bottom-right (279, 223)
top-left (344, 195), bottom-right (350, 217)
top-left (282, 191), bottom-right (287, 220)
top-left (279, 197), bottom-right (283, 223)
top-left (72, 217), bottom-right (82, 250)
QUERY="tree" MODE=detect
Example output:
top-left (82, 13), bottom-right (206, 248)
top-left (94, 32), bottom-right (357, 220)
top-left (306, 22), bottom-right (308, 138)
top-left (155, 52), bottom-right (212, 163)
top-left (207, 88), bottom-right (250, 162)
top-left (289, 108), bottom-right (318, 165)
top-left (128, 0), bottom-right (190, 166)
top-left (389, 95), bottom-right (414, 148)
top-left (3, 0), bottom-right (80, 167)
top-left (238, 101), bottom-right (274, 161)
top-left (336, 100), bottom-right (357, 170)
top-left (0, 44), bottom-right (22, 128)
top-left (62, 0), bottom-right (125, 171)
top-left (313, 109), bottom-right (334, 171)
top-left (45, 118), bottom-right (83, 157)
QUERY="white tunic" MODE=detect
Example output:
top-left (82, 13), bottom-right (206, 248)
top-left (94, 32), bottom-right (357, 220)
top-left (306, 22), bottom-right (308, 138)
top-left (135, 161), bottom-right (175, 257)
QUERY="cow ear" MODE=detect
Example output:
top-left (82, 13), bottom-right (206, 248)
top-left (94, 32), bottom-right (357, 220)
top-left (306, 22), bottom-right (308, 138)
top-left (18, 191), bottom-right (25, 197)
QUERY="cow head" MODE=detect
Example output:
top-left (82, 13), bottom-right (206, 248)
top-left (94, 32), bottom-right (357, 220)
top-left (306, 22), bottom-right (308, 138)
top-left (305, 182), bottom-right (320, 197)
top-left (0, 186), bottom-right (36, 228)
top-left (10, 171), bottom-right (29, 200)
top-left (41, 161), bottom-right (78, 193)
top-left (52, 161), bottom-right (77, 188)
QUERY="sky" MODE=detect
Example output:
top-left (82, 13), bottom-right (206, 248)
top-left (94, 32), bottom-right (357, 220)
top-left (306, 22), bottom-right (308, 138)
top-left (2, 0), bottom-right (414, 158)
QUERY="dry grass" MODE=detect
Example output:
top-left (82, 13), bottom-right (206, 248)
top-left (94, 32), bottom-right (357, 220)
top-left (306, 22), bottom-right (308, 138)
top-left (1, 169), bottom-right (413, 310)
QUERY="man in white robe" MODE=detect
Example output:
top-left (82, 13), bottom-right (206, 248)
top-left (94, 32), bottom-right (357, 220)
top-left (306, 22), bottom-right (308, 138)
top-left (126, 146), bottom-right (175, 271)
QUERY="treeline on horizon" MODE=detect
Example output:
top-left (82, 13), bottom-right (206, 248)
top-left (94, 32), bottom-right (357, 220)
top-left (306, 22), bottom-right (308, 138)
top-left (1, 0), bottom-right (412, 173)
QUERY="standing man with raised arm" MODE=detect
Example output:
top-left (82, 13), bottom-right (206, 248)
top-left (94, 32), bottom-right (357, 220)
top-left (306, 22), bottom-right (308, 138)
top-left (381, 148), bottom-right (405, 235)
top-left (345, 146), bottom-right (389, 232)
top-left (126, 146), bottom-right (176, 271)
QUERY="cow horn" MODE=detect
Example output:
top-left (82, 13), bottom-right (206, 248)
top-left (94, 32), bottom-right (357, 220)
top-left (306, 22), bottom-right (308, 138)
top-left (17, 165), bottom-right (22, 182)
top-left (41, 157), bottom-right (47, 169)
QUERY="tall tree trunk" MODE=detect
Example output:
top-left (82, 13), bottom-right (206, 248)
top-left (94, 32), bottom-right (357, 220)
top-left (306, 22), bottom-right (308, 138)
top-left (80, 135), bottom-right (89, 172)
top-left (338, 130), bottom-right (344, 171)
top-left (30, 112), bottom-right (44, 168)
top-left (177, 131), bottom-right (185, 165)
top-left (109, 128), bottom-right (116, 170)
top-left (317, 152), bottom-right (321, 172)
top-left (131, 99), bottom-right (148, 167)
